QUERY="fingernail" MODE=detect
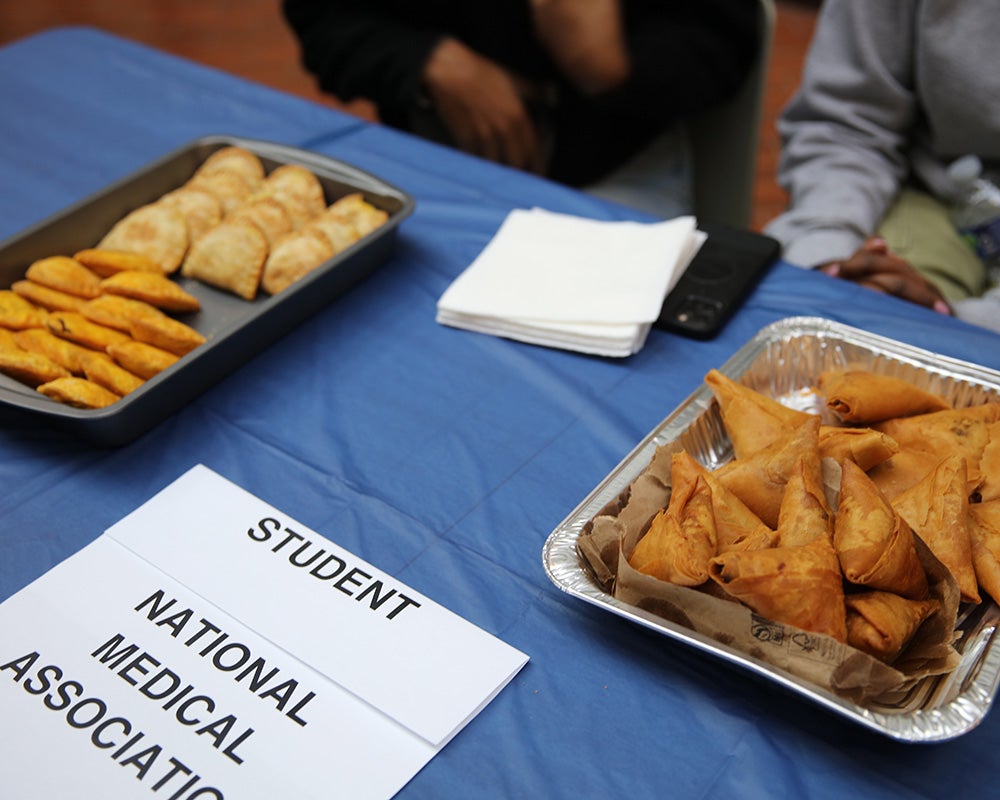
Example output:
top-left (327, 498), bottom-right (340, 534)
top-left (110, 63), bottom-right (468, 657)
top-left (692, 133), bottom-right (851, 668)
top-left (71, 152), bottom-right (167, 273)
top-left (933, 300), bottom-right (951, 315)
top-left (821, 263), bottom-right (841, 277)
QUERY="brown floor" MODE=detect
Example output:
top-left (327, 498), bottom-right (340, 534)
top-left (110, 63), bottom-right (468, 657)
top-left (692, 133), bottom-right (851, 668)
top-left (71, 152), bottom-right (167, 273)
top-left (0, 1), bottom-right (818, 232)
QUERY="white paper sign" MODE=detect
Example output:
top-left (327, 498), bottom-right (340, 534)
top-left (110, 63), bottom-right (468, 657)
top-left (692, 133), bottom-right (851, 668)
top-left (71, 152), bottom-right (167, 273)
top-left (0, 466), bottom-right (528, 799)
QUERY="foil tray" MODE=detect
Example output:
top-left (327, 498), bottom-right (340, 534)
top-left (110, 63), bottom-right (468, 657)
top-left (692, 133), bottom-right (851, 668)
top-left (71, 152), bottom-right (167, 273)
top-left (0, 135), bottom-right (414, 446)
top-left (542, 316), bottom-right (1000, 742)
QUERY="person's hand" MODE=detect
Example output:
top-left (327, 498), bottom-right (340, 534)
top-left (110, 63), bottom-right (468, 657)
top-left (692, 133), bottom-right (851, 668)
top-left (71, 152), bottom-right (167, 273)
top-left (820, 237), bottom-right (952, 314)
top-left (422, 37), bottom-right (546, 173)
top-left (530, 0), bottom-right (629, 95)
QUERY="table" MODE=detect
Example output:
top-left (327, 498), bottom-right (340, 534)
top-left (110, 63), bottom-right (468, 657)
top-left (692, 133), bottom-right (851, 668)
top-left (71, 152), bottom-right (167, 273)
top-left (3, 26), bottom-right (1000, 800)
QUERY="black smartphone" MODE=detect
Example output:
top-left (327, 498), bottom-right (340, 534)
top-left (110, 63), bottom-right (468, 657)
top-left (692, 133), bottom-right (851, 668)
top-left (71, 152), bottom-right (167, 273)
top-left (655, 223), bottom-right (780, 339)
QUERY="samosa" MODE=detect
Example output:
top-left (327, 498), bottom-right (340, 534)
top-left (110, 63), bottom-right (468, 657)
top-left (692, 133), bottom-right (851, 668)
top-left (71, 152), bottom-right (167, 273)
top-left (818, 425), bottom-right (898, 471)
top-left (845, 591), bottom-right (939, 663)
top-left (819, 369), bottom-right (950, 423)
top-left (775, 453), bottom-right (833, 548)
top-left (629, 472), bottom-right (717, 586)
top-left (892, 456), bottom-right (980, 604)
top-left (709, 535), bottom-right (848, 643)
top-left (704, 369), bottom-right (814, 460)
top-left (715, 415), bottom-right (821, 529)
top-left (968, 500), bottom-right (1000, 604)
top-left (834, 459), bottom-right (928, 599)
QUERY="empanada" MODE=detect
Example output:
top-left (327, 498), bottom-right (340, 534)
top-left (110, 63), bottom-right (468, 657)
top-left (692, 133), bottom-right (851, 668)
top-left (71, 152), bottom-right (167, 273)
top-left (107, 340), bottom-right (179, 379)
top-left (0, 347), bottom-right (71, 386)
top-left (193, 146), bottom-right (265, 189)
top-left (37, 376), bottom-right (120, 409)
top-left (187, 170), bottom-right (253, 215)
top-left (157, 187), bottom-right (223, 243)
top-left (25, 256), bottom-right (101, 299)
top-left (227, 197), bottom-right (292, 247)
top-left (12, 280), bottom-right (87, 312)
top-left (128, 313), bottom-right (205, 356)
top-left (100, 270), bottom-right (201, 313)
top-left (73, 247), bottom-right (166, 277)
top-left (82, 355), bottom-right (144, 396)
top-left (80, 294), bottom-right (164, 333)
top-left (14, 328), bottom-right (105, 375)
top-left (0, 289), bottom-right (47, 330)
top-left (46, 311), bottom-right (131, 351)
top-left (253, 164), bottom-right (325, 229)
top-left (181, 219), bottom-right (267, 300)
top-left (260, 227), bottom-right (334, 295)
top-left (98, 203), bottom-right (189, 273)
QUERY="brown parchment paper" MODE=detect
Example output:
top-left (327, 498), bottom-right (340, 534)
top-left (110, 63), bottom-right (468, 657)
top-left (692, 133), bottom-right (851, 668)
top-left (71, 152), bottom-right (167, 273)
top-left (578, 442), bottom-right (962, 706)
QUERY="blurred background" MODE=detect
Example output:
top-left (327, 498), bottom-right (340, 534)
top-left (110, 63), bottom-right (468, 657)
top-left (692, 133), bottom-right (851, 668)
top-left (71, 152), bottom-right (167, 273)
top-left (0, 0), bottom-right (820, 232)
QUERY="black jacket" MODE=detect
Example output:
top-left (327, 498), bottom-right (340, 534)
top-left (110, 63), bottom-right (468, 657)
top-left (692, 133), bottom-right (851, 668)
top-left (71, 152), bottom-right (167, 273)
top-left (283, 0), bottom-right (759, 186)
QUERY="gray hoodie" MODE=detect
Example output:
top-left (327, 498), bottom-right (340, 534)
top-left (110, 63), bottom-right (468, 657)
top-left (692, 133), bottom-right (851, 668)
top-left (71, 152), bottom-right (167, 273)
top-left (765, 0), bottom-right (1000, 271)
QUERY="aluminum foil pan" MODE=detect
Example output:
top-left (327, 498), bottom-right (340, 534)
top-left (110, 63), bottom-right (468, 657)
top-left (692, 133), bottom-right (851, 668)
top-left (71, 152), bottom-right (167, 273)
top-left (542, 316), bottom-right (1000, 742)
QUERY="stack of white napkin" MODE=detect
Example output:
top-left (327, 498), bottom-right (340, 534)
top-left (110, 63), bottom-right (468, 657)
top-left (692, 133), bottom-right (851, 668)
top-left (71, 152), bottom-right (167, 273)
top-left (436, 208), bottom-right (704, 357)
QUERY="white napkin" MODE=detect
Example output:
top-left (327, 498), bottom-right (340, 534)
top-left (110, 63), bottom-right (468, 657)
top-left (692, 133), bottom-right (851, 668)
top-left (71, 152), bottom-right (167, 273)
top-left (436, 208), bottom-right (704, 357)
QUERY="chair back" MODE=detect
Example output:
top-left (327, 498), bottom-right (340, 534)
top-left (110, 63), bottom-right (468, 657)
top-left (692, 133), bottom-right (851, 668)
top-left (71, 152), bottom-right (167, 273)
top-left (689, 0), bottom-right (776, 228)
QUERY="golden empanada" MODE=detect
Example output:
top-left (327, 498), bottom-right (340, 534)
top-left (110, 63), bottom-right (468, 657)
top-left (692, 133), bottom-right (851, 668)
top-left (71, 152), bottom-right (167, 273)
top-left (73, 247), bottom-right (165, 277)
top-left (128, 313), bottom-right (205, 356)
top-left (0, 289), bottom-right (47, 329)
top-left (25, 256), bottom-right (101, 299)
top-left (82, 355), bottom-right (144, 396)
top-left (37, 376), bottom-right (120, 409)
top-left (11, 280), bottom-right (87, 312)
top-left (46, 311), bottom-right (131, 351)
top-left (100, 270), bottom-right (201, 313)
top-left (107, 340), bottom-right (179, 379)
top-left (14, 328), bottom-right (104, 375)
top-left (260, 227), bottom-right (334, 295)
top-left (80, 294), bottom-right (164, 333)
top-left (0, 347), bottom-right (71, 386)
top-left (181, 219), bottom-right (267, 300)
top-left (98, 203), bottom-right (189, 273)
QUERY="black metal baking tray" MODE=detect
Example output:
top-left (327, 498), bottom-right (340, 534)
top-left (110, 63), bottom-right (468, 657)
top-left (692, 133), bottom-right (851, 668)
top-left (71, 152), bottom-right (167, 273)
top-left (0, 135), bottom-right (415, 445)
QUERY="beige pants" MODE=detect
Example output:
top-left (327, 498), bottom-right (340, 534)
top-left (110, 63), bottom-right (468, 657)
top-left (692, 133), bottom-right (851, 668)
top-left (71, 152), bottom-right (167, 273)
top-left (877, 187), bottom-right (987, 302)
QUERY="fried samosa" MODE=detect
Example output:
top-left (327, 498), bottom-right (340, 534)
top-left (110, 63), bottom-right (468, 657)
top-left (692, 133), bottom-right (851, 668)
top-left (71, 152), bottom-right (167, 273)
top-left (967, 500), bottom-right (1000, 605)
top-left (834, 459), bottom-right (928, 599)
top-left (892, 455), bottom-right (980, 604)
top-left (845, 591), bottom-right (938, 663)
top-left (775, 453), bottom-right (833, 548)
top-left (715, 415), bottom-right (821, 529)
top-left (704, 369), bottom-right (814, 459)
top-left (709, 535), bottom-right (848, 643)
top-left (628, 472), bottom-right (717, 586)
top-left (818, 425), bottom-right (899, 471)
top-left (819, 369), bottom-right (950, 423)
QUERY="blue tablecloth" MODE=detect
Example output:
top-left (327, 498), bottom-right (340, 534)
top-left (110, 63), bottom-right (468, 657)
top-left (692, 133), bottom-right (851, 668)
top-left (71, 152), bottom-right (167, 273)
top-left (2, 26), bottom-right (1000, 800)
